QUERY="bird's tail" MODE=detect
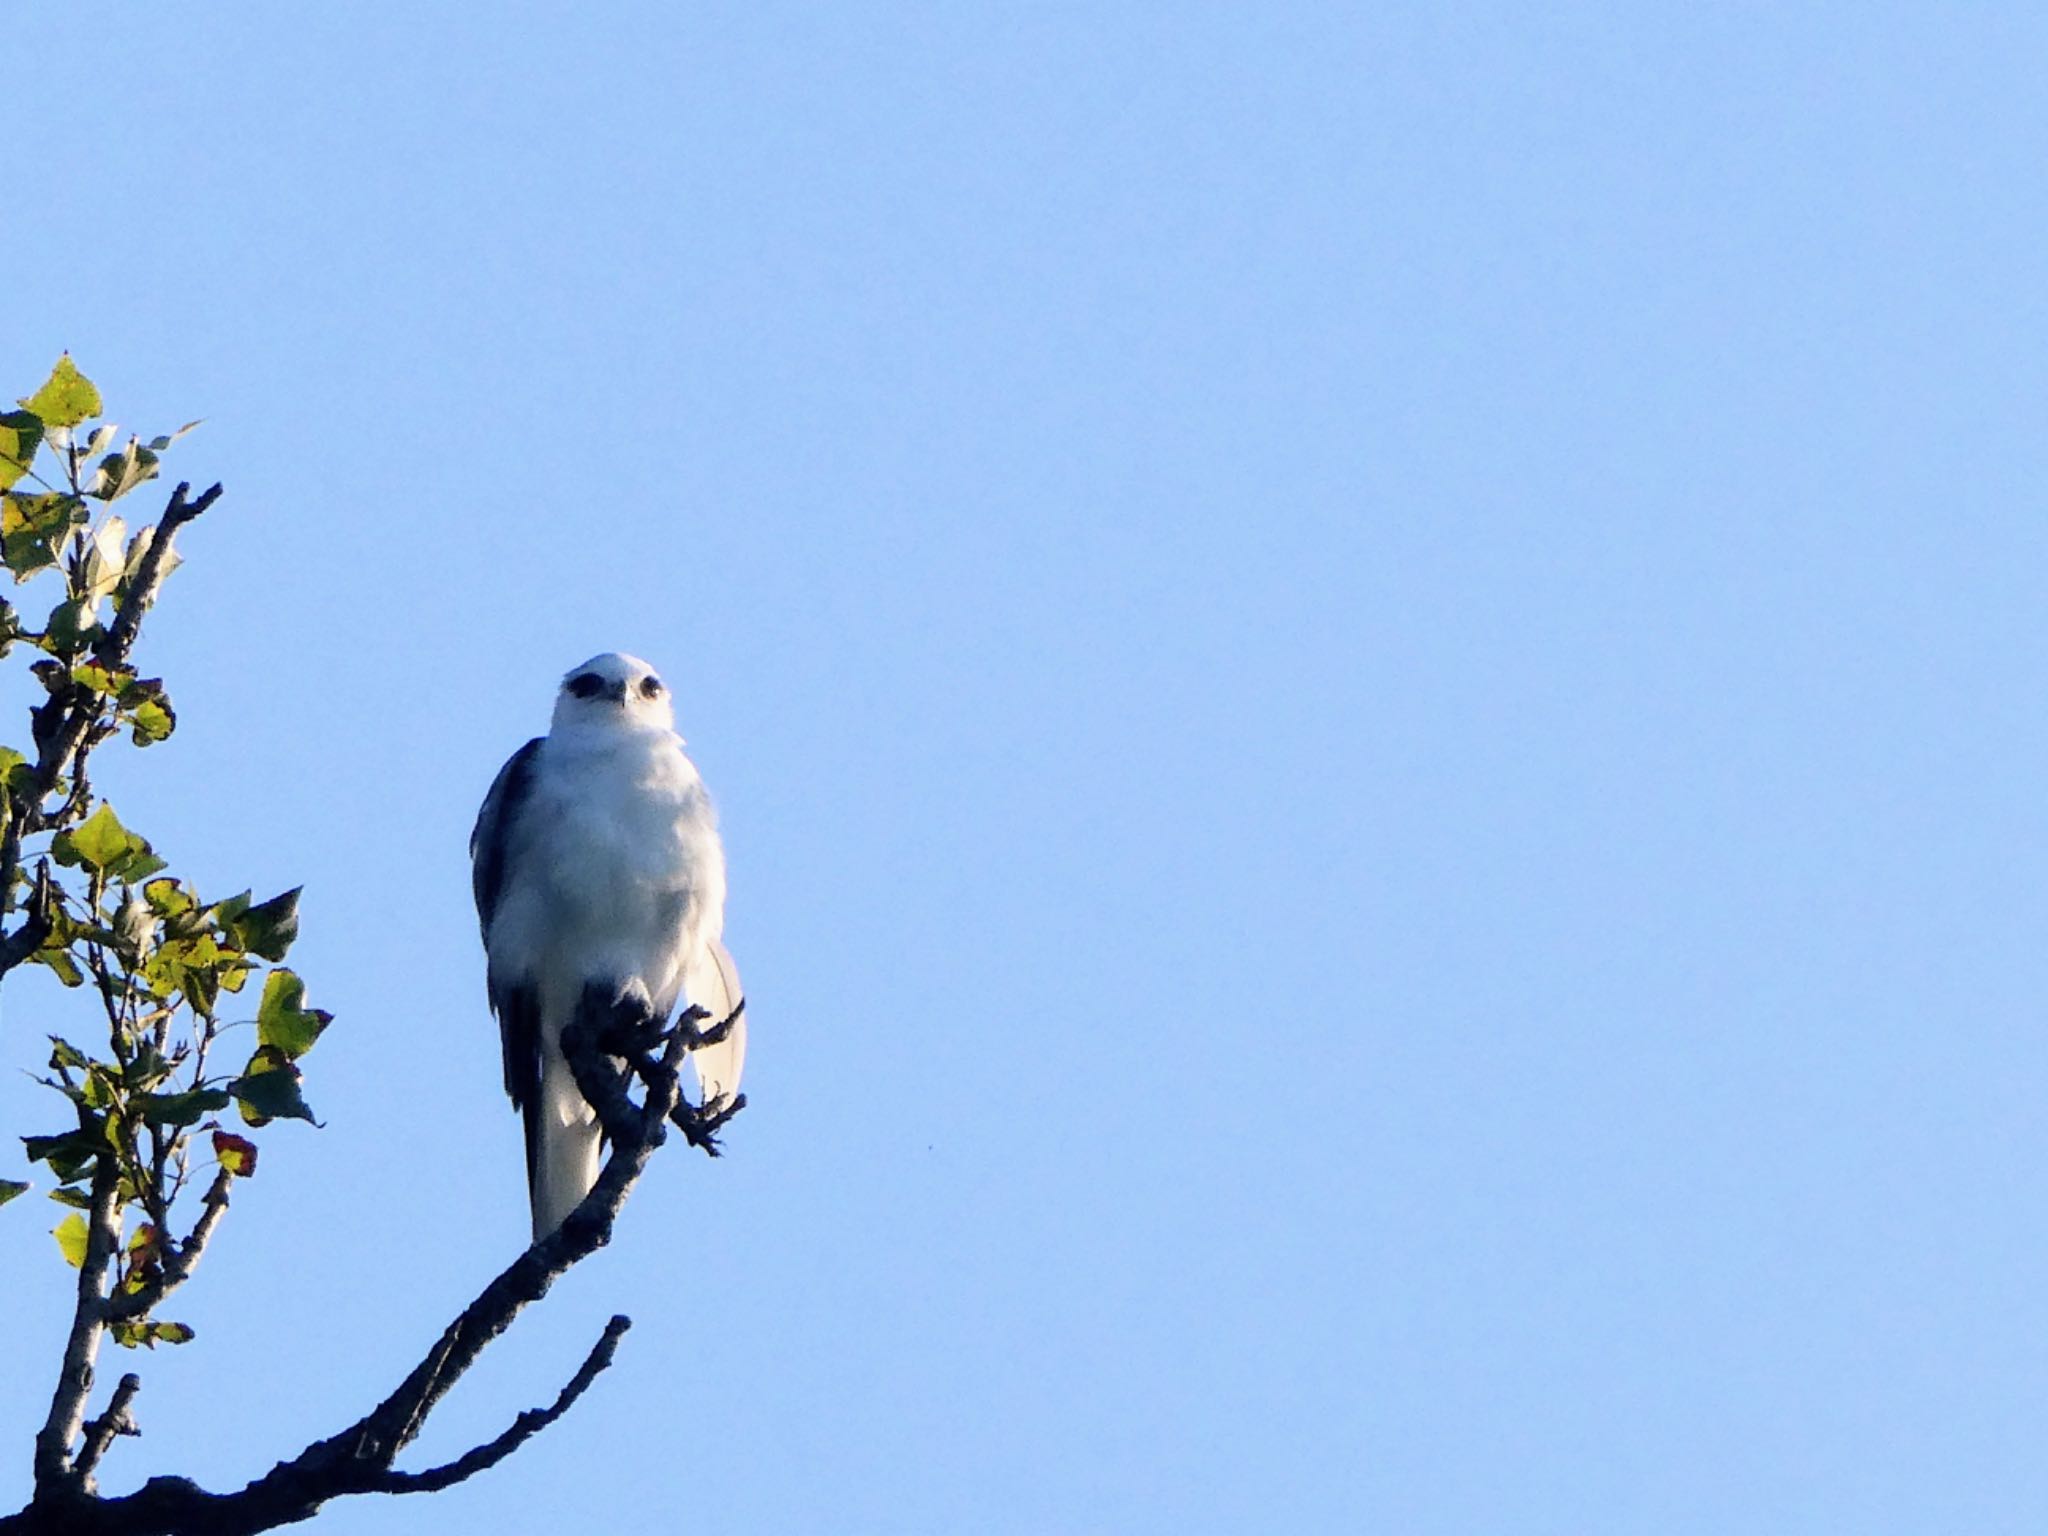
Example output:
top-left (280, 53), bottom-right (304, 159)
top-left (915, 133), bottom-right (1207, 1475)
top-left (529, 1053), bottom-right (602, 1240)
top-left (688, 939), bottom-right (747, 1106)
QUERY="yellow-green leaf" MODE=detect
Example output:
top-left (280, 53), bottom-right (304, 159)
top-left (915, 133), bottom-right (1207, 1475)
top-left (53, 1212), bottom-right (88, 1266)
top-left (54, 802), bottom-right (138, 872)
top-left (21, 356), bottom-right (102, 430)
top-left (2, 491), bottom-right (87, 581)
top-left (256, 967), bottom-right (328, 1057)
top-left (0, 411), bottom-right (41, 492)
top-left (128, 696), bottom-right (174, 746)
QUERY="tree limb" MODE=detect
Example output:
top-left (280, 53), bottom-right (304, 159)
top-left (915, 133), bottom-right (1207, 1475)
top-left (0, 988), bottom-right (738, 1536)
top-left (73, 1377), bottom-right (142, 1491)
top-left (369, 1315), bottom-right (629, 1496)
top-left (87, 483), bottom-right (219, 679)
top-left (31, 1134), bottom-right (124, 1492)
top-left (101, 1167), bottom-right (233, 1324)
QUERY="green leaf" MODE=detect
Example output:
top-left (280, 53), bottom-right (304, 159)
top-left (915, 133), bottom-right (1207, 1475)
top-left (80, 1066), bottom-right (119, 1110)
top-left (256, 966), bottom-right (328, 1057)
top-left (32, 946), bottom-right (84, 987)
top-left (137, 1087), bottom-right (230, 1129)
top-left (113, 1318), bottom-right (195, 1349)
top-left (233, 889), bottom-right (302, 964)
top-left (127, 695), bottom-right (174, 747)
top-left (86, 441), bottom-right (160, 504)
top-left (1, 491), bottom-right (87, 581)
top-left (145, 421), bottom-right (201, 453)
top-left (54, 802), bottom-right (133, 870)
top-left (0, 411), bottom-right (42, 492)
top-left (180, 960), bottom-right (219, 1016)
top-left (42, 597), bottom-right (97, 653)
top-left (21, 356), bottom-right (101, 430)
top-left (0, 1179), bottom-right (27, 1207)
top-left (145, 929), bottom-right (225, 1009)
top-left (22, 1131), bottom-right (100, 1181)
top-left (69, 661), bottom-right (124, 695)
top-left (119, 850), bottom-right (165, 882)
top-left (121, 1045), bottom-right (173, 1092)
top-left (46, 1184), bottom-right (91, 1209)
top-left (142, 877), bottom-right (193, 918)
top-left (52, 803), bottom-right (162, 881)
top-left (53, 1212), bottom-right (88, 1266)
top-left (234, 1046), bottom-right (316, 1127)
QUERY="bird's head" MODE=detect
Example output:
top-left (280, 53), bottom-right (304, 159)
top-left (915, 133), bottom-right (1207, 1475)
top-left (549, 652), bottom-right (677, 736)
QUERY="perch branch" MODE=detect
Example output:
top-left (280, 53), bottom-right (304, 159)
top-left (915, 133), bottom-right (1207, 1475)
top-left (0, 986), bottom-right (738, 1536)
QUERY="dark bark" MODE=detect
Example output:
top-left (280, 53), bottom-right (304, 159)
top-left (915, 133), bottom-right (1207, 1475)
top-left (1, 991), bottom-right (741, 1536)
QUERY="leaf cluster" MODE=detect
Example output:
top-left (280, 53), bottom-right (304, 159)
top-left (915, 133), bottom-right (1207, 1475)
top-left (0, 360), bottom-right (326, 1364)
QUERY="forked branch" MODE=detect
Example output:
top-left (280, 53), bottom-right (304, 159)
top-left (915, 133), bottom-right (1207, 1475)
top-left (1, 990), bottom-right (742, 1536)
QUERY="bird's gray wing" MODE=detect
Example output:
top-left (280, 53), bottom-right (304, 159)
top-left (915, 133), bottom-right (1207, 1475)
top-left (470, 737), bottom-right (544, 944)
top-left (687, 938), bottom-right (746, 1105)
top-left (470, 738), bottom-right (546, 1135)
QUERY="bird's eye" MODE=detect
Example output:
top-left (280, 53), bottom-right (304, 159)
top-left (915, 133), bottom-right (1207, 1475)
top-left (567, 673), bottom-right (605, 699)
top-left (639, 676), bottom-right (664, 699)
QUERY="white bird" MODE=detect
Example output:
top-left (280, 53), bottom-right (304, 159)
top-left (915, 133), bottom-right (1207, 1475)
top-left (470, 652), bottom-right (744, 1239)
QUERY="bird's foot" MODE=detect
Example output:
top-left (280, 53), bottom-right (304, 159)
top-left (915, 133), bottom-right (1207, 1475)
top-left (675, 996), bottom-right (745, 1052)
top-left (671, 1091), bottom-right (747, 1157)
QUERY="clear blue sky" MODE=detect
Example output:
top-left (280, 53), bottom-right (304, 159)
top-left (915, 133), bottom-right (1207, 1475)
top-left (5, 5), bottom-right (2048, 1532)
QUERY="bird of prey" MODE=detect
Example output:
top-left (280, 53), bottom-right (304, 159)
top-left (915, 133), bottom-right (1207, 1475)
top-left (470, 652), bottom-right (744, 1239)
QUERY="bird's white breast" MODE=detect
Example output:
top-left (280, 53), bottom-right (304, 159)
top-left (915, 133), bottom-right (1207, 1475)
top-left (489, 726), bottom-right (726, 1027)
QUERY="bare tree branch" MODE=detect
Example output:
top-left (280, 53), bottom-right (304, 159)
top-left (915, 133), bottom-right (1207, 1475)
top-left (87, 483), bottom-right (220, 680)
top-left (370, 1315), bottom-right (630, 1496)
top-left (1, 990), bottom-right (742, 1536)
top-left (31, 1135), bottom-right (124, 1491)
top-left (73, 1377), bottom-right (141, 1491)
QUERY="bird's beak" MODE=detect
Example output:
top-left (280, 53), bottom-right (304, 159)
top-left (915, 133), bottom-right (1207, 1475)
top-left (606, 681), bottom-right (628, 705)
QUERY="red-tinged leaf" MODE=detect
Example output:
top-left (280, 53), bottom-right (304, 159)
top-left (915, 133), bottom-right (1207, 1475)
top-left (212, 1130), bottom-right (257, 1177)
